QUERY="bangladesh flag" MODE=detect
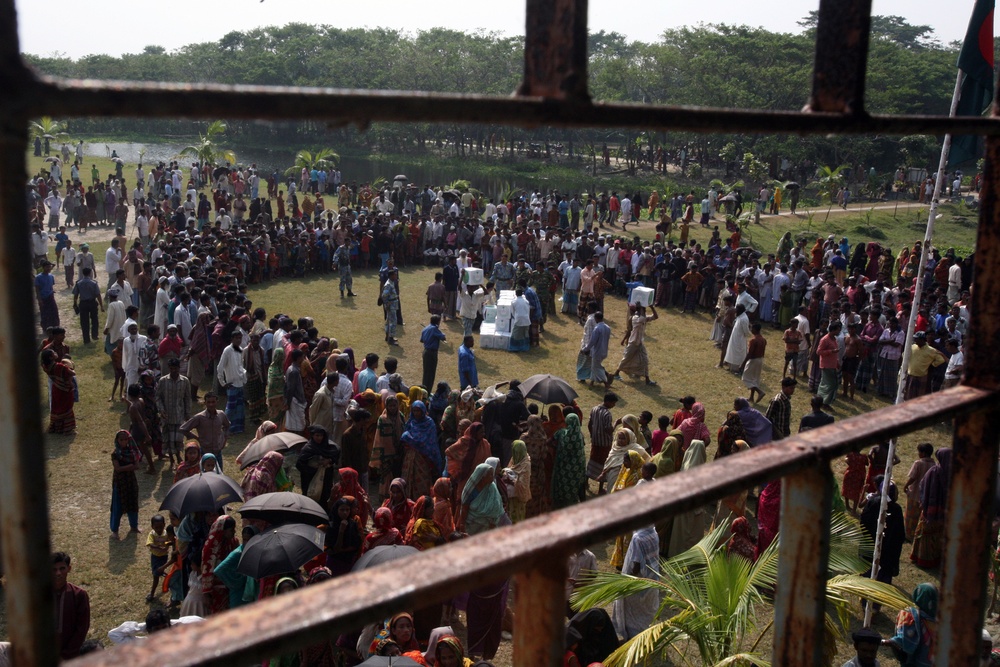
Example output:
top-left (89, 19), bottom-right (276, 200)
top-left (950, 0), bottom-right (995, 168)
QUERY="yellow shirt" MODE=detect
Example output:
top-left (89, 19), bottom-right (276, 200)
top-left (146, 529), bottom-right (171, 557)
top-left (907, 343), bottom-right (946, 377)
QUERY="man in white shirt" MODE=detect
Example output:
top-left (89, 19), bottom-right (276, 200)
top-left (122, 322), bottom-right (147, 387)
top-left (460, 284), bottom-right (487, 337)
top-left (947, 259), bottom-right (963, 304)
top-left (136, 210), bottom-right (150, 245)
top-left (216, 330), bottom-right (247, 434)
top-left (44, 191), bottom-right (62, 231)
top-left (216, 209), bottom-right (232, 231)
top-left (105, 238), bottom-right (123, 289)
top-left (510, 288), bottom-right (532, 352)
top-left (328, 357), bottom-right (354, 441)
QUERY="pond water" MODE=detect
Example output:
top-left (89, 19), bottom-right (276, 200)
top-left (84, 142), bottom-right (598, 199)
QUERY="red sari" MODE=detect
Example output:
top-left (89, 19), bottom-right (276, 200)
top-left (200, 517), bottom-right (238, 615)
top-left (45, 360), bottom-right (76, 433)
top-left (381, 478), bottom-right (415, 532)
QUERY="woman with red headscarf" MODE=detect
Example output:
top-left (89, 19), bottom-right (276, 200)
top-left (200, 515), bottom-right (238, 615)
top-left (361, 507), bottom-right (403, 554)
top-left (444, 422), bottom-right (491, 513)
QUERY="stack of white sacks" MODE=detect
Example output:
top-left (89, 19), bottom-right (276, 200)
top-left (481, 289), bottom-right (516, 350)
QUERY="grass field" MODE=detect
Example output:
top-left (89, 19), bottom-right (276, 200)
top-left (17, 148), bottom-right (978, 663)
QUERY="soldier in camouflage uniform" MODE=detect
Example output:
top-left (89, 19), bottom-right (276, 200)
top-left (530, 260), bottom-right (555, 324)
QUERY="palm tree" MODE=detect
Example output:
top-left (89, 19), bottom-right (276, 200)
top-left (283, 147), bottom-right (340, 177)
top-left (28, 116), bottom-right (70, 143)
top-left (573, 513), bottom-right (911, 667)
top-left (816, 164), bottom-right (847, 222)
top-left (178, 120), bottom-right (237, 167)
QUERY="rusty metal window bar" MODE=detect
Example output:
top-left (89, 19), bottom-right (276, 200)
top-left (1, 0), bottom-right (999, 665)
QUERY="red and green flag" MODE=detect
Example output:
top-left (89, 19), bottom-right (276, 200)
top-left (950, 0), bottom-right (995, 167)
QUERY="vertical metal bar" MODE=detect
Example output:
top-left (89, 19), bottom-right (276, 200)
top-left (938, 410), bottom-right (1000, 665)
top-left (518, 0), bottom-right (590, 101)
top-left (0, 122), bottom-right (59, 667)
top-left (772, 466), bottom-right (832, 666)
top-left (938, 129), bottom-right (1000, 664)
top-left (513, 553), bottom-right (567, 667)
top-left (808, 0), bottom-right (873, 113)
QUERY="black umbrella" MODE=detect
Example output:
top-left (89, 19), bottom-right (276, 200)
top-left (159, 472), bottom-right (243, 517)
top-left (517, 373), bottom-right (578, 405)
top-left (237, 524), bottom-right (325, 579)
top-left (351, 544), bottom-right (419, 572)
top-left (393, 174), bottom-right (408, 182)
top-left (239, 492), bottom-right (329, 526)
top-left (359, 657), bottom-right (421, 666)
top-left (239, 432), bottom-right (308, 469)
top-left (784, 182), bottom-right (801, 189)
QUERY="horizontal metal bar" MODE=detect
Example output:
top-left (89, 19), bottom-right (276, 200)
top-left (8, 73), bottom-right (1000, 137)
top-left (69, 386), bottom-right (996, 667)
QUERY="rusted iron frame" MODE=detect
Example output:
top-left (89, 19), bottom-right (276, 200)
top-left (68, 386), bottom-right (996, 667)
top-left (0, 0), bottom-right (59, 665)
top-left (772, 465), bottom-right (832, 665)
top-left (519, 0), bottom-right (589, 101)
top-left (0, 74), bottom-right (996, 137)
top-left (808, 0), bottom-right (872, 113)
top-left (513, 554), bottom-right (568, 667)
top-left (936, 130), bottom-right (1000, 664)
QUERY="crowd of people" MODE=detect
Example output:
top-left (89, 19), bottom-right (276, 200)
top-left (31, 156), bottom-right (983, 667)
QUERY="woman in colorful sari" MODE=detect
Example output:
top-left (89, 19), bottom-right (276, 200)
top-left (333, 467), bottom-right (371, 527)
top-left (186, 312), bottom-right (213, 396)
top-left (200, 515), bottom-right (238, 615)
top-left (543, 404), bottom-right (567, 440)
top-left (716, 411), bottom-right (747, 459)
top-left (41, 349), bottom-right (75, 433)
top-left (360, 507), bottom-right (403, 555)
top-left (110, 429), bottom-right (141, 539)
top-left (297, 343), bottom-right (318, 406)
top-left (505, 440), bottom-right (532, 523)
top-left (429, 634), bottom-right (474, 667)
top-left (601, 425), bottom-right (651, 489)
top-left (667, 440), bottom-right (710, 556)
top-left (609, 451), bottom-right (645, 569)
top-left (369, 612), bottom-right (421, 657)
top-left (242, 332), bottom-right (268, 422)
top-left (520, 415), bottom-right (553, 519)
top-left (440, 389), bottom-right (477, 446)
top-left (173, 441), bottom-right (203, 483)
top-left (404, 495), bottom-right (445, 550)
top-left (240, 451), bottom-right (285, 530)
top-left (910, 448), bottom-right (951, 568)
top-left (445, 422), bottom-right (492, 511)
top-left (432, 478), bottom-right (456, 536)
top-left (381, 478), bottom-right (416, 532)
top-left (756, 476), bottom-right (782, 557)
top-left (886, 583), bottom-right (938, 667)
top-left (265, 347), bottom-right (287, 426)
top-left (400, 400), bottom-right (442, 500)
top-left (677, 402), bottom-right (711, 451)
top-left (551, 413), bottom-right (587, 509)
top-left (397, 391), bottom-right (412, 420)
top-left (372, 393), bottom-right (405, 498)
top-left (458, 463), bottom-right (509, 661)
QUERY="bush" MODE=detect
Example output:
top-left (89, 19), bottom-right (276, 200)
top-left (685, 162), bottom-right (703, 180)
top-left (853, 224), bottom-right (887, 239)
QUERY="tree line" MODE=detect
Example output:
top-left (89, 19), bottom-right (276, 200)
top-left (23, 17), bottom-right (982, 173)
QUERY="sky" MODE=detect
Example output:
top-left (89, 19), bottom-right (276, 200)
top-left (14, 0), bottom-right (988, 59)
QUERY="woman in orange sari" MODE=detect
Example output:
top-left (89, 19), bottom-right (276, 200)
top-left (444, 422), bottom-right (491, 515)
top-left (41, 349), bottom-right (76, 433)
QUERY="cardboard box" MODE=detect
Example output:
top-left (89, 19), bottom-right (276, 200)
top-left (462, 267), bottom-right (484, 285)
top-left (499, 290), bottom-right (516, 302)
top-left (482, 306), bottom-right (497, 324)
top-left (630, 286), bottom-right (655, 307)
top-left (494, 332), bottom-right (511, 350)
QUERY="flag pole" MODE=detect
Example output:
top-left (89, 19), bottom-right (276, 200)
top-left (863, 67), bottom-right (964, 628)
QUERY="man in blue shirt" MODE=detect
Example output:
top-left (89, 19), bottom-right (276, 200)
top-left (356, 353), bottom-right (380, 393)
top-left (420, 315), bottom-right (447, 391)
top-left (35, 260), bottom-right (59, 331)
top-left (458, 335), bottom-right (479, 390)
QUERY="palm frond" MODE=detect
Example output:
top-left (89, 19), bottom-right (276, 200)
top-left (603, 610), bottom-right (717, 667)
top-left (828, 511), bottom-right (874, 575)
top-left (711, 653), bottom-right (771, 667)
top-left (663, 520), bottom-right (731, 572)
top-left (572, 569), bottom-right (674, 610)
top-left (826, 574), bottom-right (913, 611)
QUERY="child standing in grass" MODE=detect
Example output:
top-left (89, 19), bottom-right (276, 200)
top-left (146, 514), bottom-right (172, 602)
top-left (842, 451), bottom-right (868, 514)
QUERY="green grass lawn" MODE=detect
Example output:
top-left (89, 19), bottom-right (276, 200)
top-left (19, 148), bottom-right (974, 664)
